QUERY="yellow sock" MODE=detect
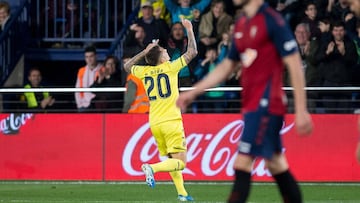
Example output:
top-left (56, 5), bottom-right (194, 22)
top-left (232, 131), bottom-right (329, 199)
top-left (170, 171), bottom-right (188, 196)
top-left (150, 158), bottom-right (185, 173)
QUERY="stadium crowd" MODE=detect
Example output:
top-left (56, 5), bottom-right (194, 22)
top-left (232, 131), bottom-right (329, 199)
top-left (2, 0), bottom-right (360, 113)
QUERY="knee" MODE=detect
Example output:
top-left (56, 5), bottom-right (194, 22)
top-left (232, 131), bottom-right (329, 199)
top-left (266, 154), bottom-right (289, 175)
top-left (179, 160), bottom-right (186, 170)
top-left (169, 152), bottom-right (187, 170)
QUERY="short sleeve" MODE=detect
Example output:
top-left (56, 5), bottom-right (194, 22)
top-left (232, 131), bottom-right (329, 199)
top-left (131, 65), bottom-right (144, 78)
top-left (265, 9), bottom-right (298, 57)
top-left (170, 56), bottom-right (187, 72)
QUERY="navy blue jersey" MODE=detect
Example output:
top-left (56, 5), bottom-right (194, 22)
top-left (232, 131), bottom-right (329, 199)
top-left (228, 3), bottom-right (298, 115)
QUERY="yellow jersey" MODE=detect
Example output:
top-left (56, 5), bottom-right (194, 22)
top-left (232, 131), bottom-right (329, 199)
top-left (131, 56), bottom-right (187, 125)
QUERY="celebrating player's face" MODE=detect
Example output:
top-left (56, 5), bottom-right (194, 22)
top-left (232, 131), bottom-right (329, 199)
top-left (348, 0), bottom-right (360, 17)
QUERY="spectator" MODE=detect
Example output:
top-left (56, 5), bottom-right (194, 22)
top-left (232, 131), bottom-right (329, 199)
top-left (91, 55), bottom-right (123, 112)
top-left (315, 20), bottom-right (357, 113)
top-left (0, 1), bottom-right (10, 32)
top-left (124, 24), bottom-right (147, 58)
top-left (294, 23), bottom-right (320, 87)
top-left (344, 14), bottom-right (360, 111)
top-left (317, 16), bottom-right (332, 47)
top-left (194, 47), bottom-right (226, 113)
top-left (166, 22), bottom-right (196, 87)
top-left (129, 1), bottom-right (170, 47)
top-left (327, 0), bottom-right (351, 22)
top-left (164, 0), bottom-right (211, 24)
top-left (344, 12), bottom-right (360, 83)
top-left (122, 73), bottom-right (150, 113)
top-left (138, 0), bottom-right (171, 25)
top-left (315, 0), bottom-right (330, 20)
top-left (289, 23), bottom-right (321, 113)
top-left (198, 0), bottom-right (233, 59)
top-left (301, 1), bottom-right (321, 40)
top-left (217, 23), bottom-right (234, 57)
top-left (21, 68), bottom-right (55, 112)
top-left (275, 0), bottom-right (303, 30)
top-left (75, 46), bottom-right (102, 112)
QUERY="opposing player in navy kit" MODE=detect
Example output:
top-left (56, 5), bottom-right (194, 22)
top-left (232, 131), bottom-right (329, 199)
top-left (177, 0), bottom-right (313, 202)
top-left (347, 0), bottom-right (360, 163)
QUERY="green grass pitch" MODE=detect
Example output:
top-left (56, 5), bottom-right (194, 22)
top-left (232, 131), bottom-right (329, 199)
top-left (0, 181), bottom-right (359, 203)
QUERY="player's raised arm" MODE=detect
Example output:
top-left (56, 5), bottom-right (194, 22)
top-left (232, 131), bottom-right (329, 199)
top-left (123, 40), bottom-right (159, 73)
top-left (181, 19), bottom-right (198, 64)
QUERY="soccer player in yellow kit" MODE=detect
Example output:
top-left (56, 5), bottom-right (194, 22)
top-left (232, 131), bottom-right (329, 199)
top-left (124, 19), bottom-right (197, 202)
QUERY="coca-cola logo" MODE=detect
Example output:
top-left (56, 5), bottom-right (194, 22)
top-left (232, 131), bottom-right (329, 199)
top-left (122, 120), bottom-right (294, 178)
top-left (0, 113), bottom-right (34, 135)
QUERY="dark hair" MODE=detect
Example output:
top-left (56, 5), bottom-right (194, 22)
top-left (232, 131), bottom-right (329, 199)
top-left (104, 55), bottom-right (119, 69)
top-left (0, 1), bottom-right (10, 14)
top-left (28, 67), bottom-right (41, 76)
top-left (304, 1), bottom-right (316, 9)
top-left (331, 20), bottom-right (345, 31)
top-left (318, 16), bottom-right (331, 25)
top-left (206, 46), bottom-right (217, 52)
top-left (170, 22), bottom-right (184, 31)
top-left (145, 45), bottom-right (161, 66)
top-left (211, 0), bottom-right (226, 11)
top-left (84, 45), bottom-right (97, 54)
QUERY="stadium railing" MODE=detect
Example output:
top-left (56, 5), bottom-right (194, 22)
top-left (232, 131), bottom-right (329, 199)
top-left (26, 0), bottom-right (138, 61)
top-left (31, 0), bottom-right (129, 43)
top-left (0, 87), bottom-right (359, 114)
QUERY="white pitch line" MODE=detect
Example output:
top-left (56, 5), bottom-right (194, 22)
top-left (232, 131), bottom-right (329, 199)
top-left (1, 201), bottom-right (224, 203)
top-left (3, 200), bottom-right (360, 203)
top-left (0, 181), bottom-right (360, 186)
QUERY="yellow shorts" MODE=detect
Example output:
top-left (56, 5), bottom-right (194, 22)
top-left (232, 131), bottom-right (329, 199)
top-left (150, 120), bottom-right (187, 156)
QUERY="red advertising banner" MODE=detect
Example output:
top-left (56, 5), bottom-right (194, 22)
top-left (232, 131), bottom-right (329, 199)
top-left (108, 114), bottom-right (360, 182)
top-left (0, 113), bottom-right (359, 181)
top-left (0, 113), bottom-right (103, 180)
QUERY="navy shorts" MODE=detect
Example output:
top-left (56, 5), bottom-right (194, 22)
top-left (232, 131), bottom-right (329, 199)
top-left (238, 109), bottom-right (284, 160)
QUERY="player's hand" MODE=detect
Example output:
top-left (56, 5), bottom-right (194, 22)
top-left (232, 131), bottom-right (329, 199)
top-left (145, 39), bottom-right (159, 53)
top-left (177, 90), bottom-right (196, 113)
top-left (295, 111), bottom-right (313, 135)
top-left (182, 19), bottom-right (193, 31)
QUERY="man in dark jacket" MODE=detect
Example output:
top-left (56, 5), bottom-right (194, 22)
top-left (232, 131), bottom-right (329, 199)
top-left (315, 20), bottom-right (357, 113)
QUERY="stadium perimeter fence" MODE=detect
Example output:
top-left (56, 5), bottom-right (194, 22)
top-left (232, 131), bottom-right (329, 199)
top-left (0, 86), bottom-right (359, 114)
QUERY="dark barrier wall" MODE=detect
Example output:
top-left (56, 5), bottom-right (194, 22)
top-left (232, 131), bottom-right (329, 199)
top-left (0, 114), bottom-right (359, 181)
